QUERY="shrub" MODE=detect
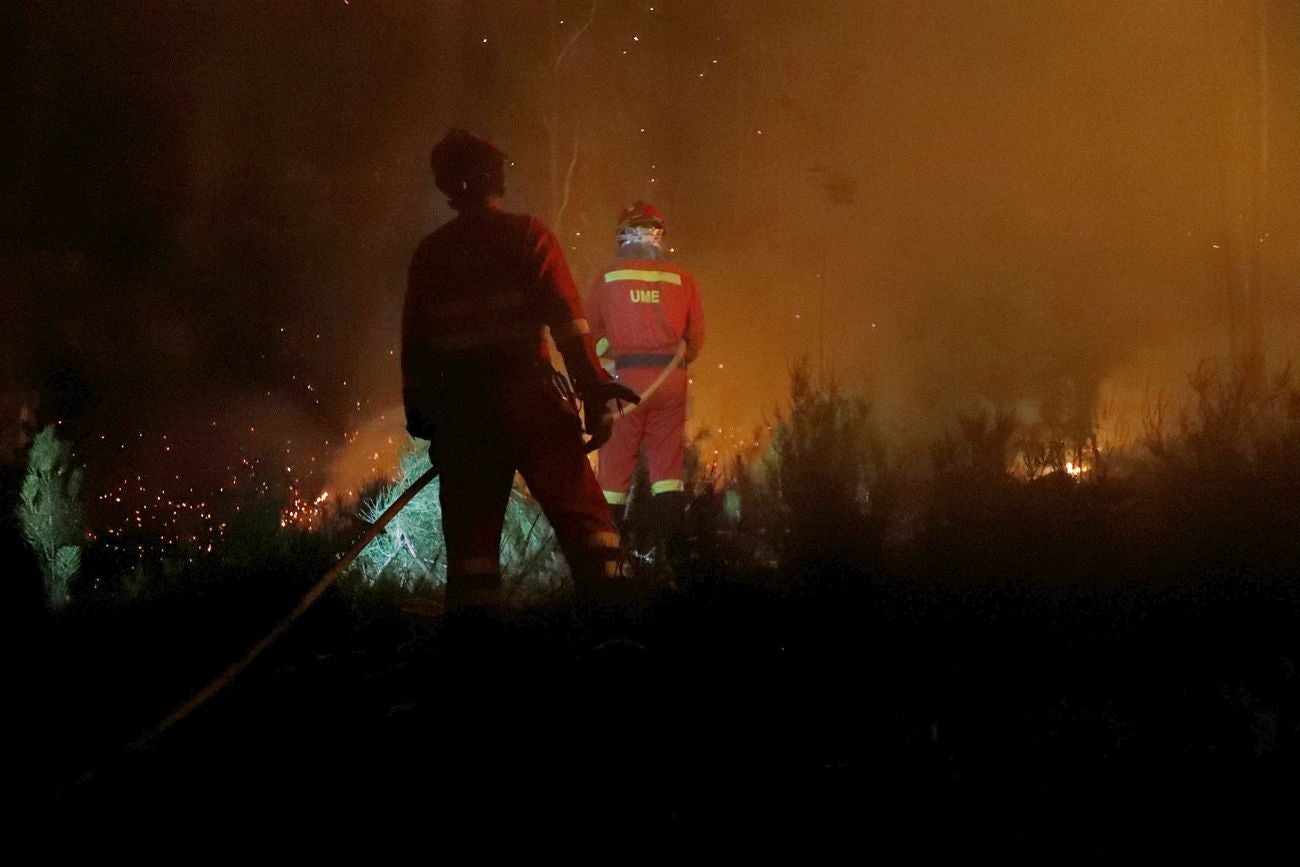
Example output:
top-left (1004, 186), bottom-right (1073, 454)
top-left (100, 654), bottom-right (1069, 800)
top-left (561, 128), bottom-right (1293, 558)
top-left (17, 425), bottom-right (83, 609)
top-left (1136, 354), bottom-right (1300, 582)
top-left (349, 441), bottom-right (568, 596)
top-left (752, 361), bottom-right (888, 577)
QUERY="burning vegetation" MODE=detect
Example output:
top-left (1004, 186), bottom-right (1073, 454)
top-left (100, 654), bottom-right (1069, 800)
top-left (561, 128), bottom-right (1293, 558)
top-left (5, 0), bottom-right (1299, 848)
top-left (8, 349), bottom-right (1296, 609)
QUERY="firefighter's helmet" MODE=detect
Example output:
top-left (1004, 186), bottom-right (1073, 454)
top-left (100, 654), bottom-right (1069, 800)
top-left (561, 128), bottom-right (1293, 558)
top-left (430, 129), bottom-right (506, 205)
top-left (617, 201), bottom-right (665, 249)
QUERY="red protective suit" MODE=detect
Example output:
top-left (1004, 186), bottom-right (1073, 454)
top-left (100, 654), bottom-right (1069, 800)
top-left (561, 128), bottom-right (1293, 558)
top-left (587, 257), bottom-right (705, 504)
top-left (402, 205), bottom-right (620, 606)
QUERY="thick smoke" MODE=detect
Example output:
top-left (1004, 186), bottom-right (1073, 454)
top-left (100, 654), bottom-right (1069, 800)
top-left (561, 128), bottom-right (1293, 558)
top-left (3, 1), bottom-right (1297, 498)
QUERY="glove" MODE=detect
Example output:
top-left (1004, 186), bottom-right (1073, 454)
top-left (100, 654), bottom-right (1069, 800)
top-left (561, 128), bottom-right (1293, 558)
top-left (578, 378), bottom-right (641, 408)
top-left (584, 405), bottom-right (615, 451)
top-left (577, 379), bottom-right (640, 450)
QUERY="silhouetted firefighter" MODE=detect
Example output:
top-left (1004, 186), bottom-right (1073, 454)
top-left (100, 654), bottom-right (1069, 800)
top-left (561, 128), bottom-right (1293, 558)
top-left (402, 129), bottom-right (639, 612)
top-left (588, 201), bottom-right (705, 572)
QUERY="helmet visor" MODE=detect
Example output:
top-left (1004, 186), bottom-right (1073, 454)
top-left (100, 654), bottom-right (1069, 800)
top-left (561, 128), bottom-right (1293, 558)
top-left (618, 224), bottom-right (664, 249)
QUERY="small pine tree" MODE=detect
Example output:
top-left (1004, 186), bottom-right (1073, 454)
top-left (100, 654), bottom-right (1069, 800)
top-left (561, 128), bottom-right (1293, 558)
top-left (17, 425), bottom-right (84, 609)
top-left (760, 362), bottom-right (885, 572)
top-left (349, 441), bottom-right (568, 595)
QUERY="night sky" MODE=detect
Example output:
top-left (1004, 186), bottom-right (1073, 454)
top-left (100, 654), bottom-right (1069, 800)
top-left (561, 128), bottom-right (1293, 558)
top-left (3, 1), bottom-right (1297, 521)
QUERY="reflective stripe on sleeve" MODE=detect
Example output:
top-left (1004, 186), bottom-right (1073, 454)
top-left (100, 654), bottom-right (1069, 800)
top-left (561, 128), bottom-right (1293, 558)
top-left (427, 323), bottom-right (543, 351)
top-left (650, 479), bottom-right (684, 495)
top-left (603, 490), bottom-right (628, 505)
top-left (584, 530), bottom-right (621, 550)
top-left (604, 269), bottom-right (683, 285)
top-left (428, 292), bottom-right (527, 319)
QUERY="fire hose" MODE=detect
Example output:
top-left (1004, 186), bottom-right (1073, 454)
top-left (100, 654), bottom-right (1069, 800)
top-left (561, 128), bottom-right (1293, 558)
top-left (612, 340), bottom-right (687, 418)
top-left (72, 353), bottom-right (674, 789)
top-left (143, 349), bottom-right (655, 748)
top-left (569, 341), bottom-right (681, 451)
top-left (69, 462), bottom-right (440, 790)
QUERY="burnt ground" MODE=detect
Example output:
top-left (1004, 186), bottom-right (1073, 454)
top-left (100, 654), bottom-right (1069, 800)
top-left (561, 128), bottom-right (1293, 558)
top-left (17, 565), bottom-right (1300, 854)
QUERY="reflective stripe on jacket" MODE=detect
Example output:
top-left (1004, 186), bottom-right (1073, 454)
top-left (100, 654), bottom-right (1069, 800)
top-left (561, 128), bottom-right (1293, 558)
top-left (586, 257), bottom-right (704, 364)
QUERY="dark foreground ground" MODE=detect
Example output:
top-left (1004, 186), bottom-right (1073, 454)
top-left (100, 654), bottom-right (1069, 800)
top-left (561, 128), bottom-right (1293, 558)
top-left (16, 562), bottom-right (1300, 855)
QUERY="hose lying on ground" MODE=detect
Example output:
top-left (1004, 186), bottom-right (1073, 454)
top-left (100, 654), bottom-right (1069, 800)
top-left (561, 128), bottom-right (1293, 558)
top-left (71, 346), bottom-right (681, 790)
top-left (68, 463), bottom-right (440, 792)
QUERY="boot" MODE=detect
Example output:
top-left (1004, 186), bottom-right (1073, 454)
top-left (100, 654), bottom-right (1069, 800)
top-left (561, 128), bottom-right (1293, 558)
top-left (652, 490), bottom-right (689, 581)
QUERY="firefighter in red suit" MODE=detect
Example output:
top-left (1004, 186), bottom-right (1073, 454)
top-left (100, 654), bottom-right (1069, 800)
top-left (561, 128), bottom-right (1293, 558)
top-left (587, 202), bottom-right (705, 567)
top-left (402, 130), bottom-right (638, 611)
